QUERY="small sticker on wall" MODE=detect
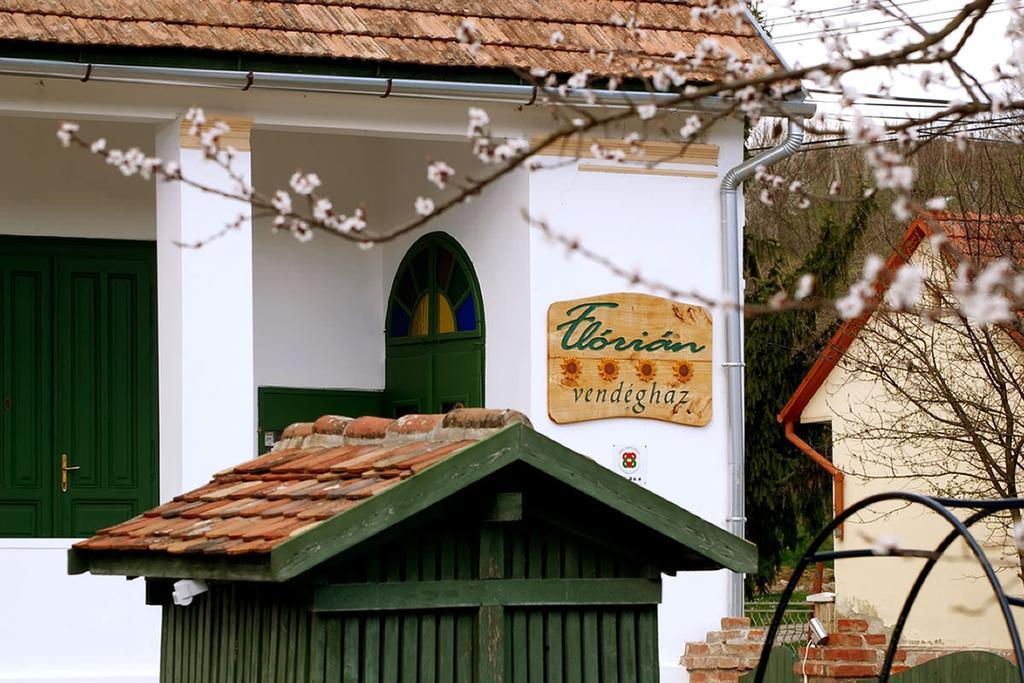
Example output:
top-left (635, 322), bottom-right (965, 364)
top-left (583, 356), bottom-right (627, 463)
top-left (612, 444), bottom-right (647, 486)
top-left (263, 431), bottom-right (277, 448)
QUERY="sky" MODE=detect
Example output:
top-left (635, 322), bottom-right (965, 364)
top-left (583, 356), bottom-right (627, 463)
top-left (758, 0), bottom-right (1014, 122)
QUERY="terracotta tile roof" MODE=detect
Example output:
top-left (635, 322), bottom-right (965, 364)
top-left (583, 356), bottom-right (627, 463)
top-left (74, 408), bottom-right (530, 558)
top-left (777, 212), bottom-right (1024, 425)
top-left (0, 1), bottom-right (780, 80)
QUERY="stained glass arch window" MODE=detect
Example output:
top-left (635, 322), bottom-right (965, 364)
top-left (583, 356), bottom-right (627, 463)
top-left (387, 233), bottom-right (483, 342)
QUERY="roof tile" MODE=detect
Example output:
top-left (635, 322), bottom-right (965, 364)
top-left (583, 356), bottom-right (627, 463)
top-left (74, 408), bottom-right (529, 559)
top-left (0, 1), bottom-right (779, 80)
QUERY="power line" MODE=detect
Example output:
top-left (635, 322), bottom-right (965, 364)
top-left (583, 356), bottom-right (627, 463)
top-left (767, 0), bottom-right (936, 28)
top-left (807, 88), bottom-right (955, 105)
top-left (772, 3), bottom-right (1009, 44)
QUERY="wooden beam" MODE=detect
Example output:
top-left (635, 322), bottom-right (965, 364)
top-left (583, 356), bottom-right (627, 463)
top-left (577, 163), bottom-right (718, 179)
top-left (533, 136), bottom-right (719, 166)
top-left (312, 578), bottom-right (662, 612)
top-left (485, 491), bottom-right (524, 522)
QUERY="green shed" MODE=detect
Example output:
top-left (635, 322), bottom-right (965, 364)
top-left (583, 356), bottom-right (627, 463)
top-left (69, 408), bottom-right (755, 683)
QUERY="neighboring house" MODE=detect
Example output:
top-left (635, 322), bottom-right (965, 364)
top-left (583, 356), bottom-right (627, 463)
top-left (0, 3), bottom-right (806, 682)
top-left (779, 213), bottom-right (1024, 649)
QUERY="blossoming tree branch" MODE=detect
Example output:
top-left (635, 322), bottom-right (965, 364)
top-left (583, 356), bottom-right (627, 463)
top-left (57, 0), bottom-right (1024, 326)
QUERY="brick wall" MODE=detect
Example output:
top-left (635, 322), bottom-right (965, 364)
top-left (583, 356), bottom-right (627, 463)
top-left (681, 617), bottom-right (766, 682)
top-left (683, 616), bottom-right (1015, 682)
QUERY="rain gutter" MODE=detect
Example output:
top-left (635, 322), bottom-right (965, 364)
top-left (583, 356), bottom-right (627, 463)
top-left (0, 56), bottom-right (818, 115)
top-left (720, 111), bottom-right (811, 616)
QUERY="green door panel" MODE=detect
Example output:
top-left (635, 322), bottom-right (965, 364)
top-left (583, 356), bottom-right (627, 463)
top-left (386, 350), bottom-right (434, 417)
top-left (433, 345), bottom-right (483, 413)
top-left (0, 254), bottom-right (53, 536)
top-left (55, 252), bottom-right (157, 537)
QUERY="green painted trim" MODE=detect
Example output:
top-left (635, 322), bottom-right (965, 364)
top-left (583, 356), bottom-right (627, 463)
top-left (312, 578), bottom-right (662, 612)
top-left (518, 428), bottom-right (758, 574)
top-left (68, 548), bottom-right (275, 581)
top-left (257, 385), bottom-right (384, 452)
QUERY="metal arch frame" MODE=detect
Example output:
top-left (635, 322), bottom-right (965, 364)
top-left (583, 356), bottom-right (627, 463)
top-left (753, 492), bottom-right (1024, 683)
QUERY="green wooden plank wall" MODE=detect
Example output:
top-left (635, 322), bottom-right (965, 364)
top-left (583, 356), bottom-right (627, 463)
top-left (160, 584), bottom-right (313, 683)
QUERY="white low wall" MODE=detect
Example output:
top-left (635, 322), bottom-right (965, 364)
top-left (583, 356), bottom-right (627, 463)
top-left (0, 540), bottom-right (159, 682)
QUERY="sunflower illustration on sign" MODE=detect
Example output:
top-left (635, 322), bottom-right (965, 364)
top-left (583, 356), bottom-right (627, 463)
top-left (560, 357), bottom-right (582, 385)
top-left (597, 358), bottom-right (620, 381)
top-left (672, 359), bottom-right (695, 385)
top-left (635, 359), bottom-right (657, 382)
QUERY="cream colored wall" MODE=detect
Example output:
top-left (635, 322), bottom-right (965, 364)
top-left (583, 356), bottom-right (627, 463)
top-left (803, 249), bottom-right (1024, 649)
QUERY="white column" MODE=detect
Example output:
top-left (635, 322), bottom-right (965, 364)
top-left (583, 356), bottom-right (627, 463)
top-left (156, 116), bottom-right (255, 496)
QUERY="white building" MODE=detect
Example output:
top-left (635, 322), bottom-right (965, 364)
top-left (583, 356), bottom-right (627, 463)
top-left (0, 3), bottom-right (810, 681)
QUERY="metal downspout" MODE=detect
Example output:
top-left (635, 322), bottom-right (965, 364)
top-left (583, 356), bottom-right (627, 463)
top-left (720, 117), bottom-right (807, 616)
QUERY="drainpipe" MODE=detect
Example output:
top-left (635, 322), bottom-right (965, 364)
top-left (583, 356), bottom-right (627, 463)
top-left (720, 116), bottom-right (808, 616)
top-left (784, 420), bottom-right (844, 539)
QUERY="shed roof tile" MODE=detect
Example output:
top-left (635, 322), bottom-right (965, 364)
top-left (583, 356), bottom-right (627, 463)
top-left (73, 408), bottom-right (530, 557)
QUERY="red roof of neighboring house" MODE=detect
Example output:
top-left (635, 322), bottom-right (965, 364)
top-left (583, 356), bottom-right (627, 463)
top-left (777, 212), bottom-right (1024, 425)
top-left (74, 408), bottom-right (529, 557)
top-left (0, 1), bottom-right (780, 80)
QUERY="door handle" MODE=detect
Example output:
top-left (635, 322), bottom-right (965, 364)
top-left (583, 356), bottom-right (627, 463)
top-left (60, 453), bottom-right (80, 493)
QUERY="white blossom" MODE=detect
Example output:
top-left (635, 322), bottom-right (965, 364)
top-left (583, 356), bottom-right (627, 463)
top-left (794, 274), bottom-right (815, 301)
top-left (414, 196), bottom-right (434, 216)
top-left (924, 196), bottom-right (948, 211)
top-left (1014, 520), bottom-right (1024, 551)
top-left (185, 107), bottom-right (206, 137)
top-left (884, 264), bottom-right (925, 310)
top-left (455, 19), bottom-right (481, 54)
top-left (57, 122), bottom-right (79, 147)
top-left (427, 161), bottom-right (455, 189)
top-left (312, 198), bottom-right (333, 222)
top-left (289, 171), bottom-right (321, 196)
top-left (549, 30), bottom-right (565, 46)
top-left (271, 190), bottom-right (292, 215)
top-left (954, 259), bottom-right (1015, 326)
top-left (290, 220), bottom-right (313, 242)
top-left (871, 535), bottom-right (901, 556)
top-left (467, 107), bottom-right (489, 137)
top-left (679, 115), bottom-right (702, 140)
top-left (567, 70), bottom-right (591, 90)
top-left (339, 208), bottom-right (367, 233)
top-left (90, 138), bottom-right (106, 154)
top-left (590, 143), bottom-right (625, 162)
top-left (636, 103), bottom-right (657, 120)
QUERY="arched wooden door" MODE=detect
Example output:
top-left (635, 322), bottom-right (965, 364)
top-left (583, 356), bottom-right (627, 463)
top-left (385, 233), bottom-right (484, 417)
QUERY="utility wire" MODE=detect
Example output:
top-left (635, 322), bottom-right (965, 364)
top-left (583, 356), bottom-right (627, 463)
top-left (772, 3), bottom-right (1009, 44)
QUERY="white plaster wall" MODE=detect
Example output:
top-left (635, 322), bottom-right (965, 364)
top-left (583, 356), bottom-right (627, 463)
top-left (0, 117), bottom-right (160, 682)
top-left (374, 137), bottom-right (533, 414)
top-left (252, 131), bottom-right (386, 391)
top-left (528, 117), bottom-right (746, 681)
top-left (0, 116), bottom-right (155, 239)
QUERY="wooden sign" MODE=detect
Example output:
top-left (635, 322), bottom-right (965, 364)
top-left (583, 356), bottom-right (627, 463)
top-left (547, 293), bottom-right (712, 426)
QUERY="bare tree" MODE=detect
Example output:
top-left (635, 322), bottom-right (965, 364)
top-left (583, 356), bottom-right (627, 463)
top-left (833, 210), bottom-right (1024, 581)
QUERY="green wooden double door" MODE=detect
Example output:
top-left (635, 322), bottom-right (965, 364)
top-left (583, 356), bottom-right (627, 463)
top-left (0, 238), bottom-right (157, 537)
